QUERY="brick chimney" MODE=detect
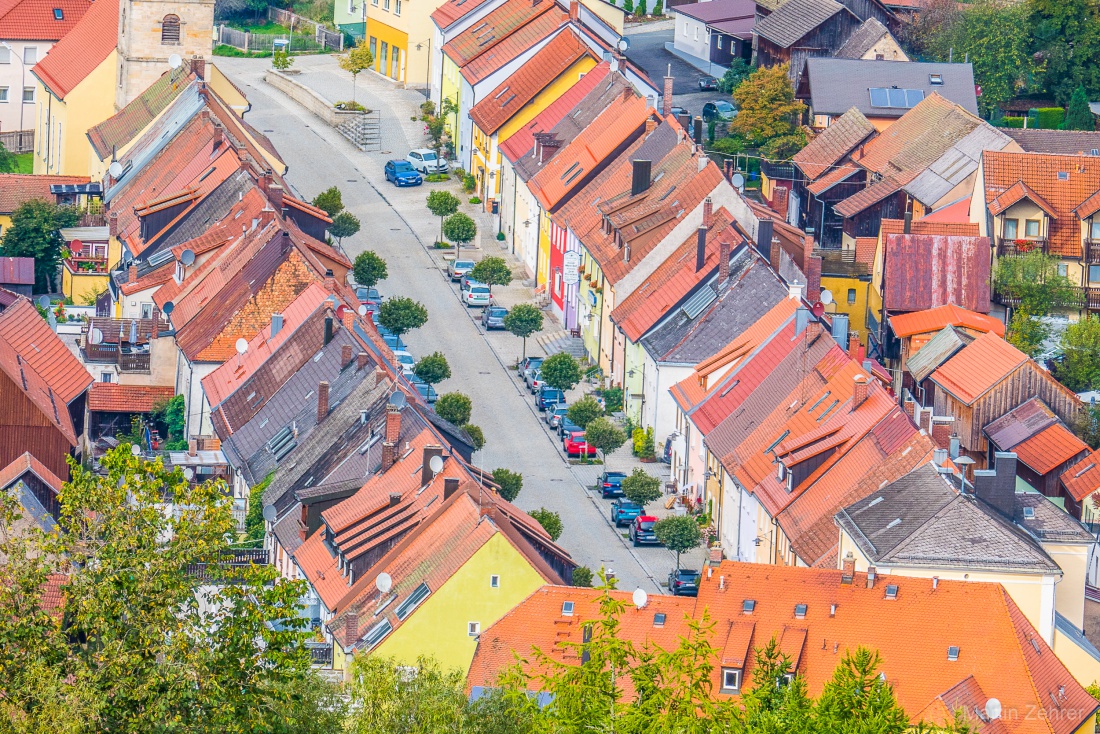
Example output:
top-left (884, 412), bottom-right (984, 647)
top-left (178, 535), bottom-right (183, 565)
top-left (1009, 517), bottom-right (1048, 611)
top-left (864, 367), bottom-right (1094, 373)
top-left (190, 56), bottom-right (206, 80)
top-left (719, 239), bottom-right (731, 283)
top-left (109, 211), bottom-right (119, 237)
top-left (129, 262), bottom-right (138, 283)
top-left (841, 552), bottom-right (855, 584)
top-left (848, 332), bottom-right (861, 360)
top-left (258, 206), bottom-right (276, 228)
top-left (662, 68), bottom-right (673, 117)
top-left (357, 351), bottom-right (369, 370)
top-left (919, 407), bottom-right (932, 435)
top-left (569, 0), bottom-right (579, 21)
top-left (268, 182), bottom-right (285, 213)
top-left (702, 197), bottom-right (713, 229)
top-left (341, 344), bottom-right (353, 367)
top-left (389, 492), bottom-right (402, 507)
top-left (324, 269), bottom-right (337, 293)
top-left (151, 306), bottom-right (160, 338)
top-left (317, 381), bottom-right (330, 423)
top-left (421, 445), bottom-right (444, 486)
top-left (381, 405), bottom-right (401, 472)
top-left (853, 374), bottom-right (869, 410)
top-left (931, 418), bottom-right (953, 449)
top-left (343, 612), bottom-right (358, 644)
top-left (902, 397), bottom-right (916, 421)
top-left (444, 477), bottom-right (461, 500)
top-left (974, 452), bottom-right (1018, 517)
top-left (805, 255), bottom-right (822, 304)
top-left (342, 308), bottom-right (355, 331)
top-left (188, 439), bottom-right (197, 457)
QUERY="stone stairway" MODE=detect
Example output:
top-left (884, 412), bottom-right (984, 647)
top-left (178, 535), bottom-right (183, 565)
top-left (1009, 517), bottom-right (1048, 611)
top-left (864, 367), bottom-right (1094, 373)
top-left (337, 112), bottom-right (380, 151)
top-left (537, 329), bottom-right (587, 359)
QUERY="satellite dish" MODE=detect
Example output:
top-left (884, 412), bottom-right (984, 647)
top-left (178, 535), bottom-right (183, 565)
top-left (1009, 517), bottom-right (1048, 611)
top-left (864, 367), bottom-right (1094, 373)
top-left (985, 699), bottom-right (1001, 720)
top-left (387, 391), bottom-right (407, 410)
top-left (820, 289), bottom-right (834, 305)
top-left (609, 59), bottom-right (620, 74)
top-left (109, 161), bottom-right (123, 178)
top-left (183, 467), bottom-right (194, 480)
top-left (632, 588), bottom-right (648, 609)
top-left (429, 455), bottom-right (444, 475)
top-left (162, 301), bottom-right (175, 314)
top-left (37, 294), bottom-right (51, 309)
top-left (131, 444), bottom-right (142, 456)
top-left (89, 327), bottom-right (104, 345)
top-left (811, 301), bottom-right (825, 319)
top-left (616, 37), bottom-right (629, 52)
top-left (180, 249), bottom-right (196, 266)
top-left (731, 173), bottom-right (745, 190)
top-left (336, 304), bottom-right (347, 320)
top-left (357, 304), bottom-right (368, 316)
top-left (376, 572), bottom-right (393, 593)
top-left (235, 338), bottom-right (249, 355)
top-left (262, 504), bottom-right (277, 522)
top-left (168, 53), bottom-right (183, 69)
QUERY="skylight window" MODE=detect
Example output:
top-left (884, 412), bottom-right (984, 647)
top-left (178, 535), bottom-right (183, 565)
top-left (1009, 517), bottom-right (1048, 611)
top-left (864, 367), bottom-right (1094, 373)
top-left (947, 645), bottom-right (960, 661)
top-left (394, 583), bottom-right (430, 620)
top-left (885, 584), bottom-right (899, 600)
top-left (653, 613), bottom-right (666, 627)
top-left (562, 601), bottom-right (575, 617)
top-left (743, 599), bottom-right (756, 614)
top-left (1023, 506), bottom-right (1036, 519)
top-left (362, 619), bottom-right (393, 649)
top-left (928, 73), bottom-right (943, 85)
top-left (868, 87), bottom-right (925, 109)
top-left (53, 8), bottom-right (63, 19)
top-left (794, 603), bottom-right (807, 619)
top-left (1058, 171), bottom-right (1070, 181)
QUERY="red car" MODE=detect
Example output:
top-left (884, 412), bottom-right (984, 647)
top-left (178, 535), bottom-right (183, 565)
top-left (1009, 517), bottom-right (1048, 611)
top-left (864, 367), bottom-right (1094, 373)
top-left (563, 430), bottom-right (596, 458)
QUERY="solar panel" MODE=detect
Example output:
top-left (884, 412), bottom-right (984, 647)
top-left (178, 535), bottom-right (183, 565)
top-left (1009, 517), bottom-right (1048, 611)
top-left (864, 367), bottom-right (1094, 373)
top-left (906, 89), bottom-right (925, 106)
top-left (868, 88), bottom-right (925, 109)
top-left (146, 248), bottom-right (175, 268)
top-left (887, 88), bottom-right (907, 108)
top-left (680, 285), bottom-right (717, 319)
top-left (868, 88), bottom-right (890, 107)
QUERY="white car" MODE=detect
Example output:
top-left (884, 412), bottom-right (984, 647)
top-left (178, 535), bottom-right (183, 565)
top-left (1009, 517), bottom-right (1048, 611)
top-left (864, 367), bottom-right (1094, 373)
top-left (407, 149), bottom-right (448, 175)
top-left (394, 350), bottom-right (415, 376)
top-left (463, 284), bottom-right (492, 308)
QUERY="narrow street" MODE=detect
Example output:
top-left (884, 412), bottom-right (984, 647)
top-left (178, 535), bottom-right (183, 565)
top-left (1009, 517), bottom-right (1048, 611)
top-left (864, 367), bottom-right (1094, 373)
top-left (217, 56), bottom-right (707, 593)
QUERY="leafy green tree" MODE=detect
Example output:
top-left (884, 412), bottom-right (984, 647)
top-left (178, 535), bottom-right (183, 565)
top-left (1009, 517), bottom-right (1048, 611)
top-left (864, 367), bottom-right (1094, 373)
top-left (730, 64), bottom-right (806, 159)
top-left (622, 468), bottom-right (662, 507)
top-left (1059, 316), bottom-right (1100, 390)
top-left (272, 49), bottom-right (294, 71)
top-left (465, 424), bottom-right (486, 451)
top-left (583, 416), bottom-right (627, 460)
top-left (443, 212), bottom-right (477, 257)
top-left (1074, 404), bottom-right (1100, 448)
top-left (529, 508), bottom-right (563, 540)
top-left (0, 140), bottom-right (16, 173)
top-left (717, 58), bottom-right (751, 94)
top-left (414, 352), bottom-right (451, 385)
top-left (491, 467), bottom-right (523, 502)
top-left (0, 200), bottom-right (79, 292)
top-left (654, 515), bottom-right (702, 568)
top-left (1067, 86), bottom-right (1095, 130)
top-left (1027, 0), bottom-right (1100, 104)
top-left (994, 252), bottom-right (1078, 355)
top-left (739, 638), bottom-right (814, 733)
top-left (244, 472), bottom-right (275, 546)
top-left (312, 186), bottom-right (344, 217)
top-left (502, 303), bottom-right (543, 359)
top-left (353, 250), bottom-right (388, 287)
top-left (567, 396), bottom-right (603, 429)
top-left (571, 566), bottom-right (594, 587)
top-left (330, 210), bottom-right (361, 244)
top-left (470, 256), bottom-right (512, 293)
top-left (814, 647), bottom-right (909, 734)
top-left (435, 391), bottom-right (472, 426)
top-left (346, 655), bottom-right (467, 734)
top-left (378, 296), bottom-right (428, 337)
top-left (151, 394), bottom-right (186, 449)
top-left (339, 42), bottom-right (374, 101)
top-left (540, 352), bottom-right (582, 392)
top-left (427, 190), bottom-right (460, 244)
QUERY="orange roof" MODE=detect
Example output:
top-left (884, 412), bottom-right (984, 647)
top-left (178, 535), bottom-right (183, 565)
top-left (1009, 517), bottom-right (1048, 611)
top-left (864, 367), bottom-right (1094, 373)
top-left (0, 174), bottom-right (90, 213)
top-left (30, 0), bottom-right (117, 99)
top-left (118, 263), bottom-right (175, 296)
top-left (930, 331), bottom-right (1027, 405)
top-left (293, 529), bottom-right (346, 611)
top-left (470, 565), bottom-right (1098, 734)
top-left (888, 304), bottom-right (1005, 338)
top-left (920, 197), bottom-right (972, 224)
top-left (441, 0), bottom-right (555, 67)
top-left (982, 150), bottom-right (1100, 258)
top-left (0, 297), bottom-right (92, 405)
top-left (686, 297), bottom-right (799, 393)
top-left (1011, 423), bottom-right (1088, 476)
top-left (87, 383), bottom-right (175, 413)
top-left (468, 31), bottom-right (592, 135)
top-left (283, 195), bottom-right (333, 223)
top-left (1061, 450), bottom-right (1100, 502)
top-left (461, 9), bottom-right (568, 85)
top-left (0, 452), bottom-right (64, 494)
top-left (431, 0), bottom-right (494, 28)
top-left (0, 0), bottom-right (90, 40)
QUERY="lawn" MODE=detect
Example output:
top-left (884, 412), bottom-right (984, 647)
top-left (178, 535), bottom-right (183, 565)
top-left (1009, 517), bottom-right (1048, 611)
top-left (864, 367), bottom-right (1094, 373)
top-left (12, 153), bottom-right (31, 173)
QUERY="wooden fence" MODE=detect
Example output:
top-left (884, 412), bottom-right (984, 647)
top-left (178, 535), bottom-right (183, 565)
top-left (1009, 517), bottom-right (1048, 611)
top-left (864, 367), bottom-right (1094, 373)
top-left (216, 21), bottom-right (342, 53)
top-left (0, 129), bottom-right (33, 154)
top-left (268, 7), bottom-right (344, 51)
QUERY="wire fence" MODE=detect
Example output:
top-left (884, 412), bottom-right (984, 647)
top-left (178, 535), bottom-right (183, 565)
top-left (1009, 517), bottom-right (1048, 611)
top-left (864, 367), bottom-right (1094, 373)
top-left (268, 7), bottom-right (344, 51)
top-left (215, 9), bottom-right (343, 54)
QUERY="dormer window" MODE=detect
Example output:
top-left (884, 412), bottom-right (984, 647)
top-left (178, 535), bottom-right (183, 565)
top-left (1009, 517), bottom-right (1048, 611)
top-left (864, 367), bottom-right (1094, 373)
top-left (721, 668), bottom-right (742, 693)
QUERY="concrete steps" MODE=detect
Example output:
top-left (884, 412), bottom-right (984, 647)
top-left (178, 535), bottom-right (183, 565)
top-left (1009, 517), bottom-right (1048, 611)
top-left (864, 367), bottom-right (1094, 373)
top-left (537, 330), bottom-right (587, 359)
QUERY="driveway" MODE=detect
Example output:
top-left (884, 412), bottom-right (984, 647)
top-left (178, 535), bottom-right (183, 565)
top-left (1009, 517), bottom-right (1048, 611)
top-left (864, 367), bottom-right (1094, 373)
top-left (624, 20), bottom-right (722, 118)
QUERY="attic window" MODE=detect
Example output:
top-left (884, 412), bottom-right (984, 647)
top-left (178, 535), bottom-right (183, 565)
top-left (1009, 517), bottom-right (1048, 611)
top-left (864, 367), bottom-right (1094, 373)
top-left (53, 8), bottom-right (63, 19)
top-left (947, 646), bottom-right (960, 662)
top-left (794, 603), bottom-right (807, 619)
top-left (362, 618), bottom-right (393, 649)
top-left (929, 73), bottom-right (943, 85)
top-left (743, 599), bottom-right (756, 614)
top-left (561, 601), bottom-right (575, 617)
top-left (764, 430), bottom-right (790, 455)
top-left (1058, 171), bottom-right (1070, 181)
top-left (653, 612), bottom-right (666, 627)
top-left (885, 584), bottom-right (899, 600)
top-left (1092, 149), bottom-right (1099, 157)
top-left (394, 582), bottom-right (430, 620)
top-left (1023, 506), bottom-right (1036, 519)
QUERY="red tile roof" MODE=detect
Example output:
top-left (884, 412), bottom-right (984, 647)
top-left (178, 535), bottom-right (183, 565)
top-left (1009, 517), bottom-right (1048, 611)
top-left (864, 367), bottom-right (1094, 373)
top-left (0, 174), bottom-right (90, 213)
top-left (87, 65), bottom-right (195, 160)
top-left (469, 31), bottom-right (593, 135)
top-left (461, 9), bottom-right (568, 85)
top-left (441, 0), bottom-right (555, 67)
top-left (0, 0), bottom-right (90, 40)
top-left (920, 196), bottom-right (971, 224)
top-left (87, 383), bottom-right (175, 413)
top-left (0, 297), bottom-right (91, 405)
top-left (1010, 423), bottom-right (1088, 476)
top-left (988, 180), bottom-right (1058, 218)
top-left (117, 263), bottom-right (175, 296)
top-left (30, 0), bottom-right (117, 99)
top-left (1061, 450), bottom-right (1100, 502)
top-left (930, 331), bottom-right (1028, 405)
top-left (0, 451), bottom-right (63, 494)
top-left (431, 0), bottom-right (494, 29)
top-left (882, 233), bottom-right (991, 314)
top-left (888, 303), bottom-right (1005, 338)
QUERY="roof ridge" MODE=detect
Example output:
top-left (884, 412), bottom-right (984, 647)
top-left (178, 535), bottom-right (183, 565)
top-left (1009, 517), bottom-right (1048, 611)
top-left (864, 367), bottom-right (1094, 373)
top-left (998, 588), bottom-right (1058, 734)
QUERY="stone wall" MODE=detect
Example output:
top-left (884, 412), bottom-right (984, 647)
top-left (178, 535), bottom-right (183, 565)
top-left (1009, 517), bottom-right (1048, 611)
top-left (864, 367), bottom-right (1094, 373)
top-left (263, 71), bottom-right (366, 128)
top-left (117, 0), bottom-right (215, 108)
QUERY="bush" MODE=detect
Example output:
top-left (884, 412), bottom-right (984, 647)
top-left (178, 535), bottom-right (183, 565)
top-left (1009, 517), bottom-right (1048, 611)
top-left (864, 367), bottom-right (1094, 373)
top-left (492, 468), bottom-right (523, 502)
top-left (469, 196), bottom-right (482, 204)
top-left (496, 232), bottom-right (506, 241)
top-left (540, 352), bottom-right (582, 392)
top-left (631, 427), bottom-right (655, 459)
top-left (272, 50), bottom-right (294, 70)
top-left (464, 424), bottom-right (485, 451)
top-left (600, 387), bottom-right (624, 413)
top-left (1031, 107), bottom-right (1065, 129)
top-left (571, 566), bottom-right (594, 587)
top-left (435, 392), bottom-right (472, 426)
top-left (709, 136), bottom-right (745, 155)
top-left (529, 508), bottom-right (563, 541)
top-left (335, 100), bottom-right (367, 112)
top-left (425, 173), bottom-right (451, 182)
top-left (462, 174), bottom-right (476, 193)
top-left (1001, 116), bottom-right (1026, 128)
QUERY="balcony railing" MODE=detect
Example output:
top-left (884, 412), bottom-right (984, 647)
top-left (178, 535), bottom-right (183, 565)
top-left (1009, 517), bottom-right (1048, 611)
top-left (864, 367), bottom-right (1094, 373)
top-left (995, 286), bottom-right (1100, 310)
top-left (1087, 239), bottom-right (1100, 264)
top-left (65, 256), bottom-right (109, 274)
top-left (997, 237), bottom-right (1048, 256)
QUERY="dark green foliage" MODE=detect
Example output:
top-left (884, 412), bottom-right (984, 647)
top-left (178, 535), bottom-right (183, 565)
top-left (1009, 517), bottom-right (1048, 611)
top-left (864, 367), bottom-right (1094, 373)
top-left (571, 566), bottom-right (594, 587)
top-left (566, 396), bottom-right (603, 429)
top-left (1033, 107), bottom-right (1065, 129)
top-left (244, 472), bottom-right (275, 545)
top-left (435, 391), bottom-right (472, 426)
top-left (502, 303), bottom-right (543, 359)
top-left (427, 190), bottom-right (460, 242)
top-left (717, 59), bottom-right (751, 94)
top-left (352, 250), bottom-right (387, 287)
top-left (1074, 405), bottom-right (1100, 449)
top-left (0, 140), bottom-right (15, 173)
top-left (442, 212), bottom-right (477, 248)
top-left (311, 186), bottom-right (344, 216)
top-left (465, 424), bottom-right (486, 451)
top-left (0, 200), bottom-right (80, 292)
top-left (528, 507), bottom-right (563, 540)
top-left (377, 296), bottom-right (428, 337)
top-left (1059, 316), bottom-right (1100, 390)
top-left (622, 468), bottom-right (662, 507)
top-left (994, 252), bottom-right (1078, 355)
top-left (653, 514), bottom-right (703, 568)
top-left (600, 386), bottom-right (624, 413)
top-left (491, 468), bottom-right (523, 502)
top-left (1067, 86), bottom-right (1094, 130)
top-left (413, 352), bottom-right (451, 385)
top-left (540, 352), bottom-right (582, 391)
top-left (329, 210), bottom-right (361, 243)
top-left (583, 416), bottom-right (627, 458)
top-left (814, 647), bottom-right (909, 734)
top-left (470, 256), bottom-right (512, 291)
top-left (1001, 116), bottom-right (1027, 128)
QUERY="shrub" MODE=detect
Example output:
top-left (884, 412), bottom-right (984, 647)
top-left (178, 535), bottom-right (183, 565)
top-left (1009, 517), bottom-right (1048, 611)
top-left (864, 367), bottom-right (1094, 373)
top-left (622, 468), bottom-right (662, 506)
top-left (425, 173), bottom-right (451, 182)
top-left (272, 50), bottom-right (294, 70)
top-left (334, 100), bottom-right (367, 112)
top-left (567, 396), bottom-right (604, 429)
top-left (600, 387), bottom-right (624, 413)
top-left (529, 508), bottom-right (563, 541)
top-left (496, 232), bottom-right (506, 241)
top-left (464, 424), bottom-right (485, 451)
top-left (1001, 116), bottom-right (1026, 128)
top-left (469, 196), bottom-right (482, 204)
top-left (462, 174), bottom-right (476, 193)
top-left (492, 468), bottom-right (523, 502)
top-left (435, 392), bottom-right (472, 426)
top-left (709, 136), bottom-right (745, 155)
top-left (1031, 107), bottom-right (1065, 129)
top-left (571, 566), bottom-right (594, 587)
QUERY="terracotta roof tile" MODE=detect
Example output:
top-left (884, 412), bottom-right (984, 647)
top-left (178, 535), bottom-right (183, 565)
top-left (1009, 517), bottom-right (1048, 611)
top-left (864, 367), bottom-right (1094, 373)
top-left (441, 0), bottom-right (555, 67)
top-left (833, 170), bottom-right (913, 218)
top-left (988, 180), bottom-right (1057, 218)
top-left (431, 0), bottom-right (494, 30)
top-left (30, 0), bottom-right (117, 99)
top-left (0, 297), bottom-right (91, 404)
top-left (118, 263), bottom-right (174, 296)
top-left (87, 65), bottom-right (195, 160)
top-left (853, 236), bottom-right (877, 266)
top-left (461, 10), bottom-right (568, 85)
top-left (1061, 450), bottom-right (1100, 502)
top-left (0, 0), bottom-right (89, 39)
top-left (984, 397), bottom-right (1058, 451)
top-left (882, 233), bottom-right (991, 313)
top-left (930, 331), bottom-right (1028, 405)
top-left (792, 107), bottom-right (874, 181)
top-left (920, 196), bottom-right (972, 224)
top-left (880, 217), bottom-right (980, 238)
top-left (0, 451), bottom-right (64, 494)
top-left (888, 304), bottom-right (1004, 338)
top-left (87, 383), bottom-right (175, 413)
top-left (1010, 423), bottom-right (1088, 476)
top-left (0, 174), bottom-right (89, 213)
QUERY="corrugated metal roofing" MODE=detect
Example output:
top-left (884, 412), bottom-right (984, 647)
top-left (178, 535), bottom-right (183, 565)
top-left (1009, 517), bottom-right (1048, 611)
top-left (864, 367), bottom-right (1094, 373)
top-left (1011, 424), bottom-right (1088, 476)
top-left (882, 233), bottom-right (991, 314)
top-left (889, 303), bottom-right (1004, 338)
top-left (906, 325), bottom-right (972, 383)
top-left (0, 257), bottom-right (34, 286)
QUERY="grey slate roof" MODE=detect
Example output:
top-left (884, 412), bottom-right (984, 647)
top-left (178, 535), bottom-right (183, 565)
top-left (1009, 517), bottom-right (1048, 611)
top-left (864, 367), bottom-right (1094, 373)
top-left (1013, 492), bottom-right (1095, 544)
top-left (641, 247), bottom-right (788, 364)
top-left (834, 462), bottom-right (1062, 574)
top-left (800, 58), bottom-right (979, 118)
top-left (832, 17), bottom-right (891, 59)
top-left (906, 325), bottom-right (973, 383)
top-left (755, 0), bottom-right (847, 48)
top-left (999, 128), bottom-right (1100, 156)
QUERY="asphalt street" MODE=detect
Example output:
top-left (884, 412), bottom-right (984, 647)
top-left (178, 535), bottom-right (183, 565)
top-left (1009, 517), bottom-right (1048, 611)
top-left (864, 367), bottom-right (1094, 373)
top-left (218, 56), bottom-right (706, 593)
top-left (624, 20), bottom-right (722, 120)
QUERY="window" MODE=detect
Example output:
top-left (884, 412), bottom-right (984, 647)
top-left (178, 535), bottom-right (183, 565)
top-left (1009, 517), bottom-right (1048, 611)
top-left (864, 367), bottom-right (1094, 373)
top-left (383, 0), bottom-right (390, 10)
top-left (1003, 218), bottom-right (1018, 240)
top-left (53, 8), bottom-right (63, 19)
top-left (683, 22), bottom-right (688, 36)
top-left (794, 603), bottom-right (807, 619)
top-left (742, 599), bottom-right (755, 614)
top-left (847, 288), bottom-right (856, 305)
top-left (694, 26), bottom-right (699, 40)
top-left (1089, 265), bottom-right (1100, 283)
top-left (468, 621), bottom-right (480, 636)
top-left (362, 618), bottom-right (393, 649)
top-left (0, 45), bottom-right (9, 63)
top-left (0, 87), bottom-right (7, 102)
top-left (100, 372), bottom-right (113, 383)
top-left (721, 668), bottom-right (742, 692)
top-left (716, 35), bottom-right (722, 49)
top-left (395, 582), bottom-right (431, 620)
top-left (1092, 220), bottom-right (1100, 240)
top-left (929, 73), bottom-right (943, 85)
top-left (947, 645), bottom-right (960, 662)
top-left (140, 303), bottom-right (154, 319)
top-left (1058, 171), bottom-right (1070, 181)
top-left (490, 575), bottom-right (500, 588)
top-left (22, 86), bottom-right (34, 103)
top-left (1025, 219), bottom-right (1040, 237)
top-left (885, 584), bottom-right (898, 600)
top-left (561, 601), bottom-right (575, 616)
top-left (23, 47), bottom-right (37, 64)
top-left (369, 36), bottom-right (377, 58)
top-left (395, 0), bottom-right (401, 14)
top-left (161, 14), bottom-right (181, 45)
top-left (1059, 263), bottom-right (1068, 277)
top-left (653, 612), bottom-right (666, 626)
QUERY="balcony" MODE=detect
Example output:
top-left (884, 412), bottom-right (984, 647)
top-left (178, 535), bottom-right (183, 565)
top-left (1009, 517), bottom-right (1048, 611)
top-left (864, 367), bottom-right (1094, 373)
top-left (64, 256), bottom-right (109, 275)
top-left (997, 237), bottom-right (1048, 256)
top-left (994, 285), bottom-right (1100, 310)
top-left (1087, 239), bottom-right (1100, 264)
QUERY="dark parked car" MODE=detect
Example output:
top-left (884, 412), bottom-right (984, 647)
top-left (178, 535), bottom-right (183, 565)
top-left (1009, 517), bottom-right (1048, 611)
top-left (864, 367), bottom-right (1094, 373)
top-left (384, 159), bottom-right (423, 186)
top-left (670, 105), bottom-right (689, 118)
top-left (558, 415), bottom-right (580, 438)
top-left (629, 515), bottom-right (660, 546)
top-left (702, 100), bottom-right (736, 122)
top-left (668, 568), bottom-right (701, 596)
top-left (598, 470), bottom-right (627, 498)
top-left (536, 386), bottom-right (565, 411)
top-left (382, 333), bottom-right (406, 352)
top-left (355, 286), bottom-right (382, 304)
top-left (610, 498), bottom-right (643, 527)
top-left (411, 379), bottom-right (438, 404)
top-left (698, 76), bottom-right (718, 91)
top-left (482, 306), bottom-right (508, 330)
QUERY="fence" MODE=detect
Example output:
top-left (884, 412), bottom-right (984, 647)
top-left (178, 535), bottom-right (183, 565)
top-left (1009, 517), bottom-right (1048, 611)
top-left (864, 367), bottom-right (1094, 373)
top-left (216, 21), bottom-right (342, 54)
top-left (268, 7), bottom-right (344, 51)
top-left (0, 129), bottom-right (33, 154)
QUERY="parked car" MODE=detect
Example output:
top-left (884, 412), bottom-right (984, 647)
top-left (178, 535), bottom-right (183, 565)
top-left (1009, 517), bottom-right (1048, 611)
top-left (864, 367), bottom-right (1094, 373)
top-left (394, 352), bottom-right (415, 376)
top-left (460, 273), bottom-right (480, 291)
top-left (702, 100), bottom-right (737, 122)
top-left (698, 76), bottom-right (718, 91)
top-left (463, 284), bottom-right (492, 308)
top-left (536, 386), bottom-right (564, 411)
top-left (528, 370), bottom-right (546, 394)
top-left (558, 415), bottom-right (580, 438)
top-left (384, 159), bottom-right (423, 186)
top-left (670, 105), bottom-right (690, 118)
top-left (521, 356), bottom-right (543, 385)
top-left (407, 148), bottom-right (448, 174)
top-left (448, 259), bottom-right (476, 281)
top-left (382, 333), bottom-right (406, 352)
top-left (411, 379), bottom-right (438, 404)
top-left (610, 498), bottom-right (643, 527)
top-left (629, 515), bottom-right (661, 546)
top-left (668, 568), bottom-right (701, 596)
top-left (563, 430), bottom-right (597, 458)
top-left (482, 306), bottom-right (508, 330)
top-left (546, 403), bottom-right (568, 428)
top-left (598, 470), bottom-right (627, 498)
top-left (355, 286), bottom-right (382, 304)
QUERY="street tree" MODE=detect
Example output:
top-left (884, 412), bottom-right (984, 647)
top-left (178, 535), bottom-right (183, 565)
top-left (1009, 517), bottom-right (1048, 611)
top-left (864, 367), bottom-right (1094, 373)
top-left (377, 296), bottom-right (428, 337)
top-left (1059, 316), bottom-right (1100, 391)
top-left (312, 186), bottom-right (344, 217)
top-left (329, 210), bottom-right (361, 244)
top-left (346, 655), bottom-right (467, 733)
top-left (426, 190), bottom-right (460, 244)
top-left (435, 391), bottom-right (472, 426)
top-left (413, 352), bottom-right (451, 385)
top-left (994, 252), bottom-right (1078, 354)
top-left (566, 395), bottom-right (604, 429)
top-left (442, 212), bottom-right (476, 258)
top-left (470, 256), bottom-right (512, 293)
top-left (540, 352), bottom-right (582, 392)
top-left (730, 64), bottom-right (806, 158)
top-left (502, 303), bottom-right (543, 359)
top-left (716, 58), bottom-right (751, 94)
top-left (353, 250), bottom-right (388, 287)
top-left (583, 416), bottom-right (627, 460)
top-left (528, 508), bottom-right (563, 540)
top-left (491, 467), bottom-right (523, 502)
top-left (1067, 86), bottom-right (1095, 130)
top-left (465, 424), bottom-right (486, 451)
top-left (571, 566), bottom-right (594, 587)
top-left (653, 515), bottom-right (703, 569)
top-left (0, 199), bottom-right (79, 292)
top-left (339, 42), bottom-right (374, 102)
top-left (622, 468), bottom-right (662, 507)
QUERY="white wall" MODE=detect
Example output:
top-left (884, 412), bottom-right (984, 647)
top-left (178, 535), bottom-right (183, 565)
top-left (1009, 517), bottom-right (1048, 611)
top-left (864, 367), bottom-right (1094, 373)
top-left (0, 40), bottom-right (49, 133)
top-left (672, 13), bottom-right (708, 62)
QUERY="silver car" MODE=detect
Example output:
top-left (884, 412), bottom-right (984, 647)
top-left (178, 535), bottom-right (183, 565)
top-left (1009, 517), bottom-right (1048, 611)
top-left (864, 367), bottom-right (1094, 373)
top-left (547, 403), bottom-right (568, 428)
top-left (448, 259), bottom-right (475, 281)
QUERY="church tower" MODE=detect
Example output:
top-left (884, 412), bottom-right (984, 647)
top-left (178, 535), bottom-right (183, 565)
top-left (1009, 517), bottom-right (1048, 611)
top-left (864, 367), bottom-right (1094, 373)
top-left (116, 0), bottom-right (213, 109)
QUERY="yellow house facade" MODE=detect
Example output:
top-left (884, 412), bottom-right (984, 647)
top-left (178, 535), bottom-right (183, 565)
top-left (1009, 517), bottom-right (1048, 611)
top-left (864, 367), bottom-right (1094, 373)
top-left (32, 49), bottom-right (117, 176)
top-left (59, 226), bottom-right (119, 304)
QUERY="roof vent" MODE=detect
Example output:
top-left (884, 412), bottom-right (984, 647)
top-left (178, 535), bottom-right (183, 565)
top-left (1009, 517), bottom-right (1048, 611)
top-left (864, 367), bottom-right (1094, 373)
top-left (947, 645), bottom-right (960, 662)
top-left (794, 603), bottom-right (807, 619)
top-left (561, 601), bottom-right (575, 617)
top-left (885, 584), bottom-right (898, 600)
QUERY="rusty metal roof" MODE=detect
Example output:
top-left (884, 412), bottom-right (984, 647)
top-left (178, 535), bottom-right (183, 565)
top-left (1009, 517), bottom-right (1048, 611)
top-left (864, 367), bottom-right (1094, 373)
top-left (883, 233), bottom-right (991, 314)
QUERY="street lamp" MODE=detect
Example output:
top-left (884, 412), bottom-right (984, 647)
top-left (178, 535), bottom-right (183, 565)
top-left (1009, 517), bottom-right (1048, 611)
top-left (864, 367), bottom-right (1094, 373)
top-left (415, 40), bottom-right (431, 100)
top-left (0, 41), bottom-right (26, 143)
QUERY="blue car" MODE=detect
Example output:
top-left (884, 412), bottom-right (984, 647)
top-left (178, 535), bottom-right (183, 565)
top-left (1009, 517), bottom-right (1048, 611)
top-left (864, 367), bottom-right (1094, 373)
top-left (598, 471), bottom-right (627, 498)
top-left (385, 160), bottom-right (423, 187)
top-left (610, 499), bottom-right (642, 527)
